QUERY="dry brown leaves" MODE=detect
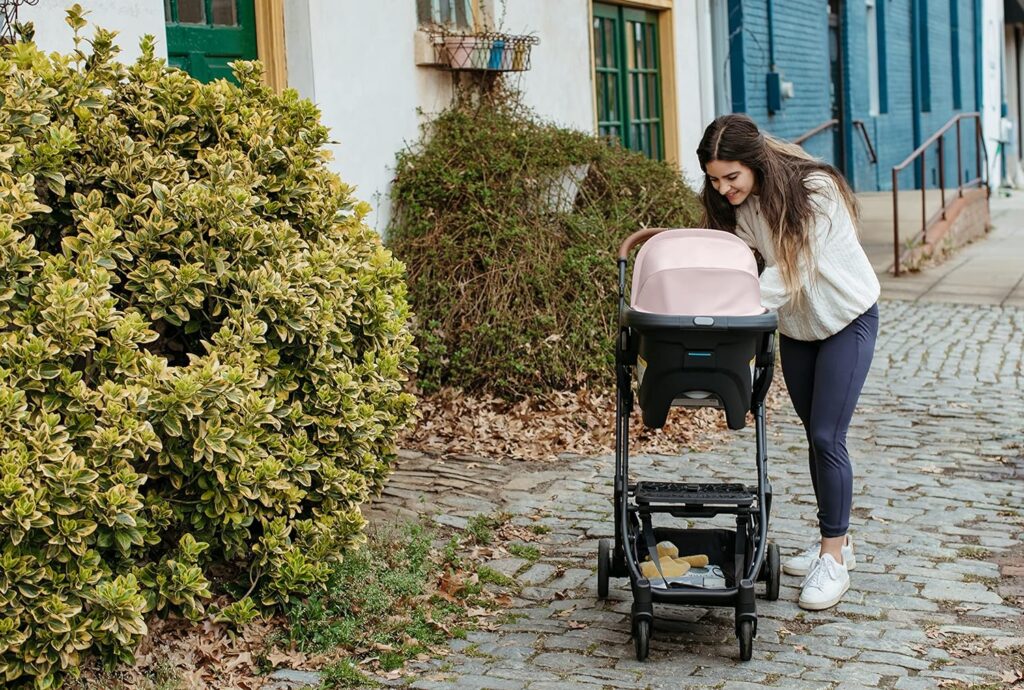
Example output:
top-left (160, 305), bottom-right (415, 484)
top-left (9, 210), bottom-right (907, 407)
top-left (74, 614), bottom-right (286, 690)
top-left (401, 386), bottom-right (741, 461)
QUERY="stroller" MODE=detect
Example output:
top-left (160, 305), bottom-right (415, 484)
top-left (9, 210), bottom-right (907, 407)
top-left (597, 228), bottom-right (780, 661)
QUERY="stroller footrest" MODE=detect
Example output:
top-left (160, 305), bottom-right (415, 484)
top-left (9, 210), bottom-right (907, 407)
top-left (635, 481), bottom-right (755, 506)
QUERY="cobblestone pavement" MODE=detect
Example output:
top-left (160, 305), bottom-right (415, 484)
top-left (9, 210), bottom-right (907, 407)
top-left (266, 299), bottom-right (1024, 690)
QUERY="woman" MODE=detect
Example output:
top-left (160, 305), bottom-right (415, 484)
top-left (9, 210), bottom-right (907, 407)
top-left (696, 114), bottom-right (880, 611)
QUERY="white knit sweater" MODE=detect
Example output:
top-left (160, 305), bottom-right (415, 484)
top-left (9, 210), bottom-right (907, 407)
top-left (733, 174), bottom-right (880, 341)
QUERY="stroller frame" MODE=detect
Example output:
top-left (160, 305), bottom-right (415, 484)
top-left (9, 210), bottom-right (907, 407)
top-left (598, 228), bottom-right (781, 661)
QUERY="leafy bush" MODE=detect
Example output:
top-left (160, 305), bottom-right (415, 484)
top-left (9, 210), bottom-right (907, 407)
top-left (0, 10), bottom-right (415, 687)
top-left (388, 92), bottom-right (702, 398)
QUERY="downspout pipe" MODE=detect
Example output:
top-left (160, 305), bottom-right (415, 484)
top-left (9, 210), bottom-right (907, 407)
top-left (767, 0), bottom-right (776, 71)
top-left (911, 0), bottom-right (923, 187)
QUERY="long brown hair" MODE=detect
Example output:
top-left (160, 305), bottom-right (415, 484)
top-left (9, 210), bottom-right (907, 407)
top-left (695, 114), bottom-right (858, 300)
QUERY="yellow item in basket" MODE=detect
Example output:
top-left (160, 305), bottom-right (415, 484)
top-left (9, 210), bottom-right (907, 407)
top-left (675, 554), bottom-right (710, 568)
top-left (655, 541), bottom-right (679, 559)
top-left (640, 558), bottom-right (691, 579)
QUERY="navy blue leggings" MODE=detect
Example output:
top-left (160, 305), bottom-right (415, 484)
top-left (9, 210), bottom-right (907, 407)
top-left (779, 304), bottom-right (878, 538)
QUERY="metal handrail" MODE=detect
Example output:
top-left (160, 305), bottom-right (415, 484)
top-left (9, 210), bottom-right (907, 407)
top-left (852, 120), bottom-right (878, 164)
top-left (891, 112), bottom-right (989, 275)
top-left (794, 118), bottom-right (877, 164)
top-left (794, 119), bottom-right (838, 146)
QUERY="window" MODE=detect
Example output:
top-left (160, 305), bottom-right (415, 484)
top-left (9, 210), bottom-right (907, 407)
top-left (866, 0), bottom-right (880, 116)
top-left (418, 0), bottom-right (474, 27)
top-left (593, 3), bottom-right (664, 159)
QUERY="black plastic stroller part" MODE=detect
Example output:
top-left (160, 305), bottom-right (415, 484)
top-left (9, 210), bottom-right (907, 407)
top-left (623, 310), bottom-right (777, 430)
top-left (635, 482), bottom-right (755, 507)
top-left (605, 228), bottom-right (779, 662)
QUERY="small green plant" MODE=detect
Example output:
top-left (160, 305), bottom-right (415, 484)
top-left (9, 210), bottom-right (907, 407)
top-left (466, 512), bottom-right (510, 545)
top-left (507, 544), bottom-right (541, 561)
top-left (461, 643), bottom-right (495, 660)
top-left (477, 566), bottom-right (517, 588)
top-left (212, 597), bottom-right (263, 627)
top-left (319, 660), bottom-right (379, 689)
top-left (530, 524), bottom-right (552, 535)
top-left (957, 546), bottom-right (992, 560)
top-left (284, 522), bottom-right (493, 679)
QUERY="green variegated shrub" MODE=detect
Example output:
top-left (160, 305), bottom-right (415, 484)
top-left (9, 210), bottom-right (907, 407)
top-left (0, 9), bottom-right (416, 687)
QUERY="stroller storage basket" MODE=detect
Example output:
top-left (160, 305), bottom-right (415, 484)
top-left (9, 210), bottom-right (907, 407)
top-left (599, 227), bottom-right (780, 663)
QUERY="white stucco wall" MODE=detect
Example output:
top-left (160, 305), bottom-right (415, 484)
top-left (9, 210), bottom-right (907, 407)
top-left (289, 0), bottom-right (614, 233)
top-left (25, 1), bottom-right (714, 233)
top-left (21, 0), bottom-right (167, 62)
top-left (982, 0), bottom-right (1006, 187)
top-left (284, 0), bottom-right (457, 233)
top-left (674, 0), bottom-right (717, 189)
top-left (497, 0), bottom-right (594, 132)
top-left (1006, 24), bottom-right (1024, 186)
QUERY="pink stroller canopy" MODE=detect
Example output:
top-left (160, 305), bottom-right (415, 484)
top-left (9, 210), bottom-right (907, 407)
top-left (630, 229), bottom-right (763, 316)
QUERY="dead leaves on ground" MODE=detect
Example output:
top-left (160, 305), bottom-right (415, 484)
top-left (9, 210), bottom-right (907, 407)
top-left (400, 386), bottom-right (741, 461)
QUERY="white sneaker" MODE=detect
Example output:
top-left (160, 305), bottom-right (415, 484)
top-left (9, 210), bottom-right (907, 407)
top-left (783, 536), bottom-right (856, 577)
top-left (798, 554), bottom-right (850, 610)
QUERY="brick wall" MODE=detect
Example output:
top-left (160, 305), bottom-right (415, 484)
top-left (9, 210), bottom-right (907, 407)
top-left (732, 0), bottom-right (982, 192)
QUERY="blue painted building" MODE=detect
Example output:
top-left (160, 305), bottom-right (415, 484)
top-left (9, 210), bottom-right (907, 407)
top-left (720, 0), bottom-right (987, 192)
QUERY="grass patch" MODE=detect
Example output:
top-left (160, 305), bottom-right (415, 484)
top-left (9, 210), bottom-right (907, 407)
top-left (477, 566), bottom-right (518, 588)
top-left (466, 512), bottom-right (513, 545)
top-left (530, 524), bottom-right (552, 535)
top-left (284, 522), bottom-right (494, 680)
top-left (507, 544), bottom-right (541, 561)
top-left (319, 660), bottom-right (380, 689)
top-left (957, 546), bottom-right (992, 560)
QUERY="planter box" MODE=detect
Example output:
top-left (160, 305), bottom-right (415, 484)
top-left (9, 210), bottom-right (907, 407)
top-left (435, 32), bottom-right (538, 72)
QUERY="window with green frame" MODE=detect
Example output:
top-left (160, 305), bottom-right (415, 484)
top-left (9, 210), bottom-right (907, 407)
top-left (592, 3), bottom-right (664, 160)
top-left (164, 0), bottom-right (257, 83)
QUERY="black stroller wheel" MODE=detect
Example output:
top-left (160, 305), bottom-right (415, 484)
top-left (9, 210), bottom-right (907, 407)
top-left (766, 543), bottom-right (781, 601)
top-left (597, 538), bottom-right (611, 600)
top-left (737, 620), bottom-right (754, 661)
top-left (634, 619), bottom-right (651, 661)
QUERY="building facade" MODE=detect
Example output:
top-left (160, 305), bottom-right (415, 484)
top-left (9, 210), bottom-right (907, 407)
top-left (718, 0), bottom-right (1006, 192)
top-left (23, 0), bottom-right (1014, 227)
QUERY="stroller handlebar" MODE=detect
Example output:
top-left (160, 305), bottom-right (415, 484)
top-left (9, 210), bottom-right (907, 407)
top-left (617, 227), bottom-right (671, 261)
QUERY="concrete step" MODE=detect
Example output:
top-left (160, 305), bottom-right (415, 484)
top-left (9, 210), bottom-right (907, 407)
top-left (856, 189), bottom-right (951, 273)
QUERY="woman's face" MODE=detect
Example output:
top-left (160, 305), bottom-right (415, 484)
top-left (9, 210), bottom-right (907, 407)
top-left (705, 160), bottom-right (756, 206)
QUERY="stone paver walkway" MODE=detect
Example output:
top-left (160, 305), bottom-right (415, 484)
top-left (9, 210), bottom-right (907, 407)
top-left (381, 299), bottom-right (1024, 689)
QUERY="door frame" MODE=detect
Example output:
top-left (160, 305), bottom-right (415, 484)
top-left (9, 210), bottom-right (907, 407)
top-left (828, 0), bottom-right (852, 179)
top-left (255, 0), bottom-right (287, 92)
top-left (589, 0), bottom-right (679, 164)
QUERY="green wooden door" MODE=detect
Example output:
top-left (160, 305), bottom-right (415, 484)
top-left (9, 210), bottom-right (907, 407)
top-left (164, 0), bottom-right (257, 83)
top-left (593, 3), bottom-right (664, 159)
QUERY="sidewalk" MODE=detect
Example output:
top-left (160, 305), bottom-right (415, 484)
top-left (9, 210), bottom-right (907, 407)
top-left (868, 188), bottom-right (1024, 306)
top-left (318, 197), bottom-right (1024, 689)
top-left (349, 302), bottom-right (1024, 689)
